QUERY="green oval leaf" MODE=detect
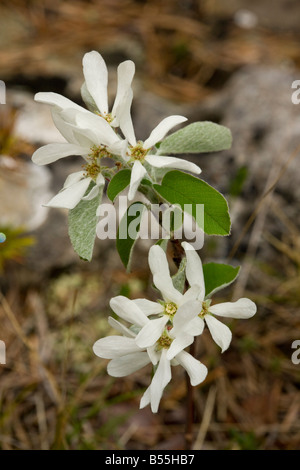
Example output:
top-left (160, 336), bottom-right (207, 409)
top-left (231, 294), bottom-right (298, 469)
top-left (203, 262), bottom-right (240, 297)
top-left (116, 202), bottom-right (147, 270)
top-left (172, 257), bottom-right (187, 294)
top-left (157, 121), bottom-right (232, 155)
top-left (153, 171), bottom-right (231, 236)
top-left (68, 184), bottom-right (102, 261)
top-left (107, 169), bottom-right (131, 202)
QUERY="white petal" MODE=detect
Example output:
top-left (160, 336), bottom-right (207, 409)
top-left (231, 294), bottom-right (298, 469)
top-left (81, 184), bottom-right (99, 201)
top-left (209, 298), bottom-right (257, 319)
top-left (149, 349), bottom-right (172, 413)
top-left (32, 143), bottom-right (85, 165)
top-left (80, 81), bottom-right (97, 111)
top-left (108, 316), bottom-right (136, 338)
top-left (128, 161), bottom-right (147, 201)
top-left (176, 350), bottom-right (208, 386)
top-left (148, 245), bottom-right (182, 304)
top-left (72, 126), bottom-right (98, 150)
top-left (55, 109), bottom-right (99, 149)
top-left (152, 277), bottom-right (182, 306)
top-left (180, 285), bottom-right (203, 304)
top-left (107, 138), bottom-right (129, 162)
top-left (111, 60), bottom-right (135, 121)
top-left (45, 178), bottom-right (91, 209)
top-left (74, 111), bottom-right (120, 148)
top-left (147, 345), bottom-right (160, 365)
top-left (51, 109), bottom-right (78, 144)
top-left (140, 385), bottom-right (151, 410)
top-left (135, 316), bottom-right (168, 349)
top-left (182, 241), bottom-right (205, 300)
top-left (96, 173), bottom-right (105, 187)
top-left (93, 336), bottom-right (140, 359)
top-left (143, 115), bottom-right (188, 149)
top-left (116, 88), bottom-right (136, 146)
top-left (81, 174), bottom-right (104, 201)
top-left (107, 352), bottom-right (150, 377)
top-left (172, 300), bottom-right (202, 334)
top-left (82, 51), bottom-right (108, 115)
top-left (109, 296), bottom-right (149, 327)
top-left (145, 155), bottom-right (201, 175)
top-left (170, 357), bottom-right (180, 366)
top-left (184, 316), bottom-right (205, 336)
top-left (166, 333), bottom-right (194, 360)
top-left (34, 92), bottom-right (86, 112)
top-left (132, 299), bottom-right (164, 316)
top-left (205, 315), bottom-right (232, 353)
top-left (62, 171), bottom-right (85, 188)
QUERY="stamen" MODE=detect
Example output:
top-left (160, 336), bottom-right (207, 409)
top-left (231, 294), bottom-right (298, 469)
top-left (83, 145), bottom-right (112, 181)
top-left (164, 302), bottom-right (178, 318)
top-left (96, 112), bottom-right (113, 124)
top-left (83, 159), bottom-right (101, 181)
top-left (89, 144), bottom-right (111, 160)
top-left (199, 299), bottom-right (211, 318)
top-left (157, 331), bottom-right (173, 349)
top-left (128, 141), bottom-right (148, 161)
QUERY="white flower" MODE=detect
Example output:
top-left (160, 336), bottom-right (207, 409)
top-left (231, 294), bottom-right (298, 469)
top-left (32, 111), bottom-right (124, 209)
top-left (35, 50), bottom-right (135, 132)
top-left (139, 348), bottom-right (207, 413)
top-left (32, 50), bottom-right (202, 206)
top-left (133, 244), bottom-right (205, 358)
top-left (93, 243), bottom-right (210, 412)
top-left (93, 296), bottom-right (207, 413)
top-left (31, 50), bottom-right (136, 209)
top-left (46, 170), bottom-right (105, 210)
top-left (121, 115), bottom-right (202, 200)
top-left (182, 242), bottom-right (257, 352)
top-left (81, 50), bottom-right (135, 133)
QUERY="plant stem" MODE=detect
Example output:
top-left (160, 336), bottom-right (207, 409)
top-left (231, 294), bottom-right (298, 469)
top-left (138, 184), bottom-right (161, 204)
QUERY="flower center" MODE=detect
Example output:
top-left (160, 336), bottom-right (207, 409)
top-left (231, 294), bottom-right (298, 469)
top-left (157, 331), bottom-right (173, 349)
top-left (84, 158), bottom-right (100, 181)
top-left (97, 112), bottom-right (113, 124)
top-left (164, 302), bottom-right (178, 318)
top-left (199, 299), bottom-right (211, 318)
top-left (83, 145), bottom-right (111, 181)
top-left (128, 141), bottom-right (148, 162)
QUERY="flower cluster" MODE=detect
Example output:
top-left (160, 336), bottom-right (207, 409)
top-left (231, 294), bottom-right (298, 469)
top-left (93, 242), bottom-right (256, 413)
top-left (32, 50), bottom-right (257, 414)
top-left (32, 51), bottom-right (201, 209)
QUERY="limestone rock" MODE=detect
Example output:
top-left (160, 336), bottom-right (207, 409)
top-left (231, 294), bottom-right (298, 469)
top-left (0, 155), bottom-right (53, 231)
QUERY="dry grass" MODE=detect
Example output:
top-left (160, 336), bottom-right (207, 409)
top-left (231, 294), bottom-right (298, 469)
top-left (1, 237), bottom-right (299, 450)
top-left (1, 0), bottom-right (300, 101)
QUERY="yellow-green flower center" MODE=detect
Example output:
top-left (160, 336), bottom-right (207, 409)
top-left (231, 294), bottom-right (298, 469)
top-left (199, 299), bottom-right (211, 318)
top-left (157, 331), bottom-right (173, 349)
top-left (97, 112), bottom-right (113, 124)
top-left (129, 141), bottom-right (148, 161)
top-left (84, 158), bottom-right (101, 181)
top-left (164, 302), bottom-right (178, 317)
top-left (83, 145), bottom-right (111, 181)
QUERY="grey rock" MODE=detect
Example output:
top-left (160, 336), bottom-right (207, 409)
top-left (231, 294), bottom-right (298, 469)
top-left (0, 155), bottom-right (53, 231)
top-left (8, 90), bottom-right (65, 145)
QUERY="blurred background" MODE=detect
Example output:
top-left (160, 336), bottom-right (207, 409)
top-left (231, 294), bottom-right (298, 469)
top-left (1, 0), bottom-right (300, 450)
